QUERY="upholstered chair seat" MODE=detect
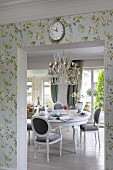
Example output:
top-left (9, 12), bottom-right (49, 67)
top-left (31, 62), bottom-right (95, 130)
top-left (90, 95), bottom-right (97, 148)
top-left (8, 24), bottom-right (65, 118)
top-left (35, 132), bottom-right (61, 143)
top-left (27, 123), bottom-right (32, 144)
top-left (80, 124), bottom-right (98, 131)
top-left (27, 123), bottom-right (32, 130)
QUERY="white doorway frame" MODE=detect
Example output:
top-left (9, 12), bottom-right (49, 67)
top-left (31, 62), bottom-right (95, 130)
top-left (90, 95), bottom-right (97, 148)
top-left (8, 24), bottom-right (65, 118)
top-left (17, 41), bottom-right (105, 170)
top-left (17, 48), bottom-right (27, 170)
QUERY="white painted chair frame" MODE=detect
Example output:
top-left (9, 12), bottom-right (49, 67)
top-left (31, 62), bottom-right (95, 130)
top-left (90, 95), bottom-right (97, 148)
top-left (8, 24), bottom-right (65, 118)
top-left (80, 108), bottom-right (101, 148)
top-left (31, 115), bottom-right (62, 162)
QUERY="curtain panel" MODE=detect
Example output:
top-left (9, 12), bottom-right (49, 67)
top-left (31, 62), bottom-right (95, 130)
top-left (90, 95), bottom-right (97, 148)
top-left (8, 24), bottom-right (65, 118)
top-left (51, 78), bottom-right (58, 103)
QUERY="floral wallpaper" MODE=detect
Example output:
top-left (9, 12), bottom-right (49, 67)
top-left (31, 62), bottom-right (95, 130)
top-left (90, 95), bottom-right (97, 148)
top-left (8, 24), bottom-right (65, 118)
top-left (0, 9), bottom-right (113, 169)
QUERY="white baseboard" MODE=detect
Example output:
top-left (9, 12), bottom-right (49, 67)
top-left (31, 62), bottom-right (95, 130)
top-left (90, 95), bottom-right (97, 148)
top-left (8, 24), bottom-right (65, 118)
top-left (0, 166), bottom-right (27, 170)
top-left (0, 167), bottom-right (16, 170)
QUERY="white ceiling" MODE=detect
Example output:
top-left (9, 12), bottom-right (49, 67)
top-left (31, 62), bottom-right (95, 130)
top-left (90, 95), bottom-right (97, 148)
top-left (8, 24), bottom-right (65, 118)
top-left (0, 0), bottom-right (113, 24)
top-left (27, 41), bottom-right (105, 60)
top-left (28, 46), bottom-right (104, 59)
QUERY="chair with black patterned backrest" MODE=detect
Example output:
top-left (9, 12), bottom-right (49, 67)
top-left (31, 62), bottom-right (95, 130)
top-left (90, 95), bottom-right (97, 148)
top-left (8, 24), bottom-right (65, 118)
top-left (27, 122), bottom-right (32, 144)
top-left (54, 103), bottom-right (63, 110)
top-left (80, 108), bottom-right (101, 148)
top-left (27, 108), bottom-right (37, 144)
top-left (31, 115), bottom-right (62, 162)
top-left (39, 106), bottom-right (45, 112)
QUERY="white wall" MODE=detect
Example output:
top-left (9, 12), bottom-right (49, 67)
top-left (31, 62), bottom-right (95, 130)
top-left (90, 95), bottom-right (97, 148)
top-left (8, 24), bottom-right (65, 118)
top-left (83, 59), bottom-right (104, 68)
top-left (28, 77), bottom-right (44, 105)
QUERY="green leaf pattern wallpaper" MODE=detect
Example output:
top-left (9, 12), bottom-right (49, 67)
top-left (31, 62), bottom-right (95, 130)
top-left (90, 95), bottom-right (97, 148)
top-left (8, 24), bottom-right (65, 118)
top-left (0, 10), bottom-right (113, 169)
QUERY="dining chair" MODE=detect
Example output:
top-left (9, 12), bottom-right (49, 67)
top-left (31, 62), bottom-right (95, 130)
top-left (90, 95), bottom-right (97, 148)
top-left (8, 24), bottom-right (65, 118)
top-left (39, 106), bottom-right (45, 112)
top-left (80, 107), bottom-right (101, 148)
top-left (27, 109), bottom-right (37, 144)
top-left (27, 122), bottom-right (32, 144)
top-left (54, 102), bottom-right (63, 110)
top-left (31, 115), bottom-right (62, 162)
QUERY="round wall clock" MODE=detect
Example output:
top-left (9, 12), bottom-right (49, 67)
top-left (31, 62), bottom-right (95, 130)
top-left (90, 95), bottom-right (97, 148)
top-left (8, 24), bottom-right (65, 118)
top-left (49, 21), bottom-right (65, 42)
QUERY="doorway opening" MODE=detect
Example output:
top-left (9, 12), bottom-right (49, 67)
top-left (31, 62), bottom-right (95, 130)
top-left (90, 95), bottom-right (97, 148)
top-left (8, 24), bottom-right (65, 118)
top-left (17, 41), bottom-right (105, 170)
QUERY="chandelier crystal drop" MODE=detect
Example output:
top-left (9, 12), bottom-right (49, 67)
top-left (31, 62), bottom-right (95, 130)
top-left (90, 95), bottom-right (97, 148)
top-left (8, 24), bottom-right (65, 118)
top-left (47, 50), bottom-right (81, 85)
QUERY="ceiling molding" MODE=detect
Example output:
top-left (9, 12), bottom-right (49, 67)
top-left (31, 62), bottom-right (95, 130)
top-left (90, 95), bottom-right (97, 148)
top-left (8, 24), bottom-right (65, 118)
top-left (0, 0), bottom-right (57, 8)
top-left (0, 0), bottom-right (113, 25)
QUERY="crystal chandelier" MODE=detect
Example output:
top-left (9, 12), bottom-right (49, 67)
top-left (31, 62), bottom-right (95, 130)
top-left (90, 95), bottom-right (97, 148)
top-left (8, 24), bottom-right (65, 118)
top-left (47, 50), bottom-right (80, 85)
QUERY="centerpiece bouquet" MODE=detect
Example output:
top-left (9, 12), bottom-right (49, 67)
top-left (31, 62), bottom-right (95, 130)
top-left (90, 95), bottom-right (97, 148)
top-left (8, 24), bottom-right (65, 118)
top-left (70, 92), bottom-right (84, 112)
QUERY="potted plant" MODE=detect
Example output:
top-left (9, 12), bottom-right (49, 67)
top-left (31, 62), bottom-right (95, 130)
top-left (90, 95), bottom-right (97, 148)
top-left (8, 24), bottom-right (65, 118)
top-left (86, 88), bottom-right (98, 97)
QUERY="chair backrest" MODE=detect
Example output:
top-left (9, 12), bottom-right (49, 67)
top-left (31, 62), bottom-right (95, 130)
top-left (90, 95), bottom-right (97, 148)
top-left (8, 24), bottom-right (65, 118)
top-left (34, 109), bottom-right (37, 113)
top-left (39, 107), bottom-right (45, 112)
top-left (54, 103), bottom-right (63, 110)
top-left (94, 108), bottom-right (101, 124)
top-left (31, 116), bottom-right (50, 138)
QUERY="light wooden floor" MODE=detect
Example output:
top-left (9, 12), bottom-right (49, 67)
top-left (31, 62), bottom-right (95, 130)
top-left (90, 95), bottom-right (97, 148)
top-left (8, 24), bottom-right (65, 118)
top-left (27, 127), bottom-right (104, 170)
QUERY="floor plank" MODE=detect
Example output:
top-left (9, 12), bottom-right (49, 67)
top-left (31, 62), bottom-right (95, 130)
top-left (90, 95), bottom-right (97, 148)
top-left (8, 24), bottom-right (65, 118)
top-left (27, 127), bottom-right (104, 170)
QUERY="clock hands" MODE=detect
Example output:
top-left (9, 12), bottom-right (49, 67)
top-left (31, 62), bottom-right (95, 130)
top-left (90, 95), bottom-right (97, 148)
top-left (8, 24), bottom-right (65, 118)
top-left (53, 27), bottom-right (58, 32)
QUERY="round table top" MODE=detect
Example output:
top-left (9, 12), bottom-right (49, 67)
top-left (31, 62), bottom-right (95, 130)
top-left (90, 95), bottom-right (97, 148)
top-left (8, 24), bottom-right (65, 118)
top-left (28, 109), bottom-right (91, 127)
top-left (39, 110), bottom-right (91, 126)
top-left (48, 110), bottom-right (91, 127)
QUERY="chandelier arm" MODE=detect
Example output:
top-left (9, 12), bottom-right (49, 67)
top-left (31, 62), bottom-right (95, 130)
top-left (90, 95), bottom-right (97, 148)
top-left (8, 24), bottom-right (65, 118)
top-left (47, 51), bottom-right (81, 85)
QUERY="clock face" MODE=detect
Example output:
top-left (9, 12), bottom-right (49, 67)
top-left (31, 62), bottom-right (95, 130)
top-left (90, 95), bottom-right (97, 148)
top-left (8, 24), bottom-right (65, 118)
top-left (49, 21), bottom-right (65, 41)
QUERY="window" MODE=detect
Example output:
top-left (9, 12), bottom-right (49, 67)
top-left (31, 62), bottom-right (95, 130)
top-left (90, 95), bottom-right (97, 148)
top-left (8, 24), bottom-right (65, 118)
top-left (43, 81), bottom-right (53, 107)
top-left (81, 67), bottom-right (104, 124)
top-left (27, 79), bottom-right (32, 104)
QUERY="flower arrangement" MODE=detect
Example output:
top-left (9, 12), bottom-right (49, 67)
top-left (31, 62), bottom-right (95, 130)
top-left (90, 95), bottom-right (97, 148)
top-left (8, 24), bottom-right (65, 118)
top-left (70, 92), bottom-right (84, 104)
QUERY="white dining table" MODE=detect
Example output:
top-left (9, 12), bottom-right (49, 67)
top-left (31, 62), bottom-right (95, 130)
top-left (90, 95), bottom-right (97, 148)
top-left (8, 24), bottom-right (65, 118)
top-left (31, 110), bottom-right (91, 153)
top-left (48, 110), bottom-right (91, 153)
